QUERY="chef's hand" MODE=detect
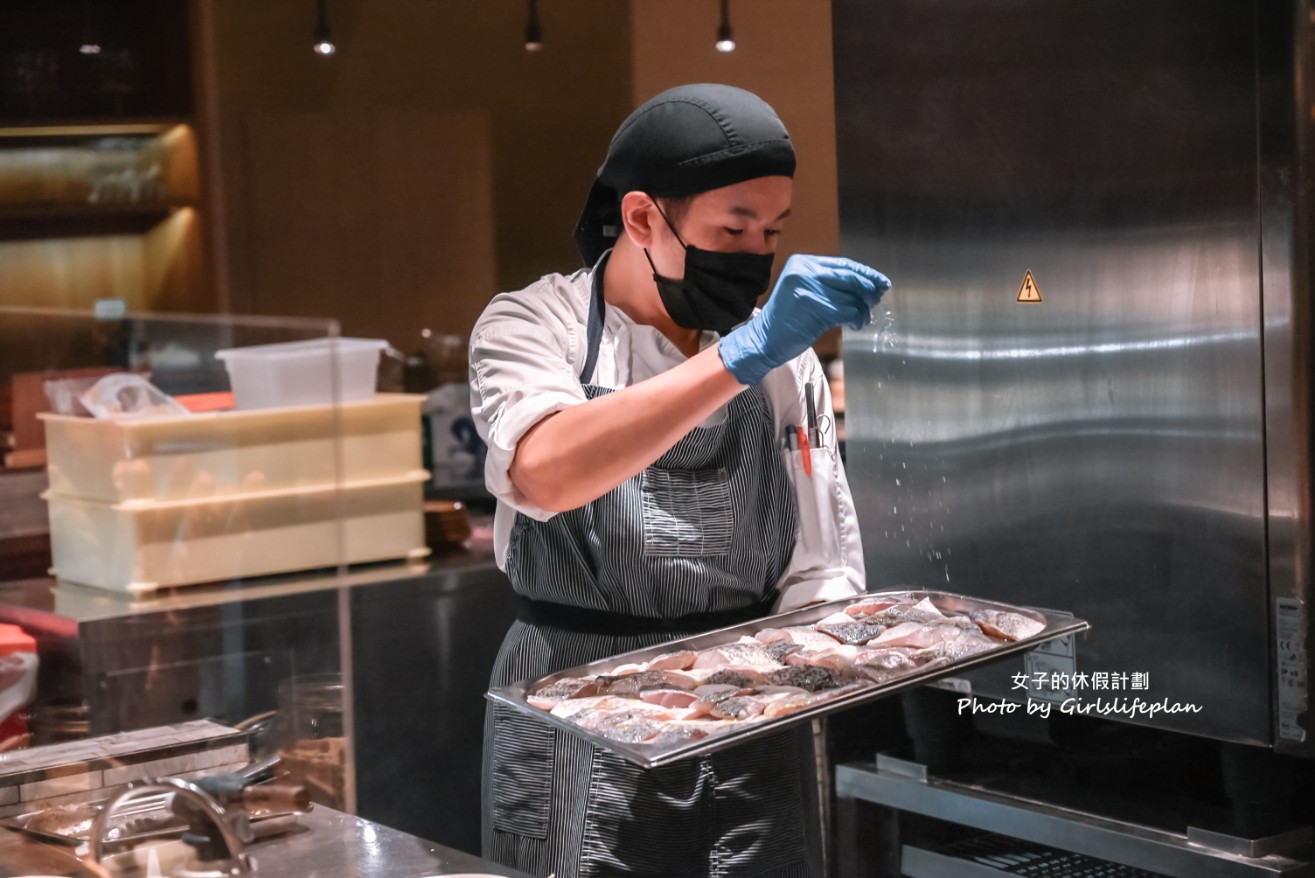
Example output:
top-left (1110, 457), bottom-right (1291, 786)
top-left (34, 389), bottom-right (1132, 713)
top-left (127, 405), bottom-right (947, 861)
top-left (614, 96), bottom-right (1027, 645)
top-left (719, 255), bottom-right (890, 385)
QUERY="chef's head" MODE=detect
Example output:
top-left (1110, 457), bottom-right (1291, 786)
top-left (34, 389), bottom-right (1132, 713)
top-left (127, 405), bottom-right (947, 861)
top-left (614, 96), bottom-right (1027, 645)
top-left (574, 84), bottom-right (797, 333)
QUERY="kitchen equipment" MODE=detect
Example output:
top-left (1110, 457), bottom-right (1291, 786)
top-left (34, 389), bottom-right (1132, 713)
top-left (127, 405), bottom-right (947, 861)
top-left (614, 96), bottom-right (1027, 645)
top-left (88, 777), bottom-right (252, 876)
top-left (830, 0), bottom-right (1315, 872)
top-left (835, 0), bottom-right (1313, 758)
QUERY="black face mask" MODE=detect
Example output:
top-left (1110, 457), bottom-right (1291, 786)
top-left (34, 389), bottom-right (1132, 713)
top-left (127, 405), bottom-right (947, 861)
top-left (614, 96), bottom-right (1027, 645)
top-left (644, 202), bottom-right (775, 334)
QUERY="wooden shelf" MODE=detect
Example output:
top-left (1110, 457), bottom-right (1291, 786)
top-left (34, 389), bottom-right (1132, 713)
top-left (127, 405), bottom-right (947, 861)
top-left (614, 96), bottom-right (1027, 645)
top-left (0, 118), bottom-right (191, 140)
top-left (0, 200), bottom-right (196, 220)
top-left (0, 201), bottom-right (196, 241)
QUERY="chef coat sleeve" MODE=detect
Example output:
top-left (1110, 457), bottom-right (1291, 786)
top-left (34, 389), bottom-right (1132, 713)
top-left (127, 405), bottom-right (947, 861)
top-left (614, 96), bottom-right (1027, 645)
top-left (469, 289), bottom-right (587, 521)
top-left (764, 352), bottom-right (867, 612)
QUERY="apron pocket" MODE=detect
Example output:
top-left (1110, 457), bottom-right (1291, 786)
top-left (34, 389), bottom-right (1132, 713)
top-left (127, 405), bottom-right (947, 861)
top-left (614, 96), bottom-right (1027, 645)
top-left (711, 728), bottom-right (810, 874)
top-left (489, 706), bottom-right (555, 839)
top-left (580, 750), bottom-right (709, 877)
top-left (641, 466), bottom-right (734, 557)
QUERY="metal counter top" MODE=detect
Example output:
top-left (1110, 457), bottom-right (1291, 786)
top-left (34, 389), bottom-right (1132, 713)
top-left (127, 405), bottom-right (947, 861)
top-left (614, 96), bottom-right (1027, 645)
top-left (0, 801), bottom-right (538, 877)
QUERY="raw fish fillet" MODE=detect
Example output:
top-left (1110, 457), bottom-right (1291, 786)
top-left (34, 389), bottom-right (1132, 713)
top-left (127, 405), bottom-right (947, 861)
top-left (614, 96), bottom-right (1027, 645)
top-left (766, 665), bottom-right (844, 692)
top-left (639, 689), bottom-right (702, 708)
top-left (710, 695), bottom-right (772, 720)
top-left (692, 641), bottom-right (778, 669)
top-left (527, 676), bottom-right (599, 709)
top-left (761, 682), bottom-right (871, 718)
top-left (646, 650), bottom-right (698, 671)
top-left (577, 708), bottom-right (685, 743)
top-left (763, 641), bottom-right (804, 662)
top-left (641, 723), bottom-right (715, 747)
top-left (701, 668), bottom-right (767, 688)
top-left (549, 696), bottom-right (657, 719)
top-left (853, 648), bottom-right (918, 671)
top-left (755, 626), bottom-right (842, 650)
top-left (521, 594), bottom-right (1050, 753)
top-left (843, 598), bottom-right (900, 618)
top-left (916, 631), bottom-right (998, 661)
top-left (595, 669), bottom-right (698, 695)
top-left (784, 645), bottom-right (861, 672)
top-left (816, 619), bottom-right (887, 645)
top-left (870, 622), bottom-right (966, 649)
top-left (970, 609), bottom-right (1045, 642)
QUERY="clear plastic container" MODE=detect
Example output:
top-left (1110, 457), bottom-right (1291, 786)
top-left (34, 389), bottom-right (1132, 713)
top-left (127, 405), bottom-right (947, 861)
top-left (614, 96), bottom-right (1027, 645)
top-left (215, 337), bottom-right (388, 410)
top-left (44, 471), bottom-right (431, 593)
top-left (275, 673), bottom-right (346, 809)
top-left (41, 393), bottom-right (424, 503)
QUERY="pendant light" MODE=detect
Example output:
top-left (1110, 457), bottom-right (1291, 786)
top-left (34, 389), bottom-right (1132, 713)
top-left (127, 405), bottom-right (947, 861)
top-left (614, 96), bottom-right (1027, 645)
top-left (313, 0), bottom-right (336, 57)
top-left (78, 0), bottom-right (101, 54)
top-left (715, 0), bottom-right (736, 53)
top-left (525, 0), bottom-right (544, 52)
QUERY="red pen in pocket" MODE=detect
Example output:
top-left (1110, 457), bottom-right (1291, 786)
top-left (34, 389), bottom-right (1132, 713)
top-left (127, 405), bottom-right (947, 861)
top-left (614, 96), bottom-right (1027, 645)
top-left (795, 425), bottom-right (812, 478)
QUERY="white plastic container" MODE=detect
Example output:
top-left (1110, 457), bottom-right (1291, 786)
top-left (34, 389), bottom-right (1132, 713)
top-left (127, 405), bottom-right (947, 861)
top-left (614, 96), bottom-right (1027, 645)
top-left (215, 337), bottom-right (388, 410)
top-left (44, 472), bottom-right (430, 594)
top-left (41, 393), bottom-right (424, 504)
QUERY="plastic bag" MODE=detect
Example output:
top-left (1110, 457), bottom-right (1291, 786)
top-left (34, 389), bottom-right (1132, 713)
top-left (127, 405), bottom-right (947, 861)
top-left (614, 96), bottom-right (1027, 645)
top-left (79, 373), bottom-right (189, 419)
top-left (424, 382), bottom-right (486, 487)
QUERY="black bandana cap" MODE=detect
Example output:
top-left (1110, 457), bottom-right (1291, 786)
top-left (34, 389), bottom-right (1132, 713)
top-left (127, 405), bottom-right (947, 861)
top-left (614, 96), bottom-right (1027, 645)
top-left (574, 83), bottom-right (796, 266)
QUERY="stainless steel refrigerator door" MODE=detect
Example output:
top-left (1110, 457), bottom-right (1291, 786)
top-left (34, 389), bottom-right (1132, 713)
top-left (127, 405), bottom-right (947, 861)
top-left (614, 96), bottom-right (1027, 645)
top-left (834, 0), bottom-right (1275, 744)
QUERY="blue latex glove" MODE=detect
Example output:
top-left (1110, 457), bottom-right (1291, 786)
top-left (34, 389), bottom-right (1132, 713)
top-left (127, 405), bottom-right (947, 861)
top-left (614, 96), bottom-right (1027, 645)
top-left (719, 254), bottom-right (891, 385)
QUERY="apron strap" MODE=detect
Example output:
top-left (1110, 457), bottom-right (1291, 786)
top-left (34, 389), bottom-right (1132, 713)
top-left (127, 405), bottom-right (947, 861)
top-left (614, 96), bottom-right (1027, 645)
top-left (578, 250), bottom-right (612, 385)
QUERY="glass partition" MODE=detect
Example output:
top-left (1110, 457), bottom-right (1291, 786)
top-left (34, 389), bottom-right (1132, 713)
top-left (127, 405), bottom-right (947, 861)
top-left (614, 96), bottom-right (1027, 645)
top-left (0, 305), bottom-right (435, 817)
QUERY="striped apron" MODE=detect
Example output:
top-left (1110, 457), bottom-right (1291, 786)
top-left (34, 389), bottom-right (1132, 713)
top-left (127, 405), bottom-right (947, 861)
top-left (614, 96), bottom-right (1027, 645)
top-left (481, 258), bottom-right (822, 878)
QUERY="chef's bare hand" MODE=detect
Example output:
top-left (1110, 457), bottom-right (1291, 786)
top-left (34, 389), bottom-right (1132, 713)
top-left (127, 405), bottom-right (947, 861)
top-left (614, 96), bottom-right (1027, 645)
top-left (719, 255), bottom-right (890, 385)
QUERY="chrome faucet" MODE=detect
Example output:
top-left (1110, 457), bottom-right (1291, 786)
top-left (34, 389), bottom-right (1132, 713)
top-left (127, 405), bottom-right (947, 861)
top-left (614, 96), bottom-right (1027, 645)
top-left (88, 776), bottom-right (253, 876)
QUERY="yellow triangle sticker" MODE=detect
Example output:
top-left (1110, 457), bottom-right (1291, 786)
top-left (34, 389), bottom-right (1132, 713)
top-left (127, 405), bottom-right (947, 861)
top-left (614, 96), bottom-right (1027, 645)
top-left (1017, 270), bottom-right (1043, 303)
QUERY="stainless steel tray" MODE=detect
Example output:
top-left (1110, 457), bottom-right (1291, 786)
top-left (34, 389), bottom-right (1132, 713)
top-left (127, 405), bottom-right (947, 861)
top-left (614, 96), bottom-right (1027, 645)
top-left (486, 589), bottom-right (1089, 769)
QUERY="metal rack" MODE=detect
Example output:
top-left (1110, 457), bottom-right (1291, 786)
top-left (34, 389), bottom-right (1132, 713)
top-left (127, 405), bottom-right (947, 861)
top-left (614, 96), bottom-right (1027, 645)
top-left (836, 757), bottom-right (1315, 878)
top-left (903, 832), bottom-right (1167, 878)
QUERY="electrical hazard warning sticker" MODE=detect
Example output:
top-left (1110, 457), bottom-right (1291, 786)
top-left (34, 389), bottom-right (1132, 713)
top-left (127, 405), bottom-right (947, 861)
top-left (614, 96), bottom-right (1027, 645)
top-left (1017, 270), bottom-right (1043, 303)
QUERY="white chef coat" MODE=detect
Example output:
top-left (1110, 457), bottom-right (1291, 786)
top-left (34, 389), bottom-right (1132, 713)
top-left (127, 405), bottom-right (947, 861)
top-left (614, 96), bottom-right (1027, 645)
top-left (468, 263), bottom-right (865, 611)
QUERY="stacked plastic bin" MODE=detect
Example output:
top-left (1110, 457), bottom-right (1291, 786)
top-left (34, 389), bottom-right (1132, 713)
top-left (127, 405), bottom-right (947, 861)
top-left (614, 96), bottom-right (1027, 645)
top-left (41, 340), bottom-right (430, 594)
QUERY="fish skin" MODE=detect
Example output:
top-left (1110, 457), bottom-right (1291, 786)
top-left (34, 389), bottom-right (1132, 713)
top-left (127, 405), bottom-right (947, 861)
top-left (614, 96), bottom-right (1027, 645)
top-left (702, 668), bottom-right (767, 688)
top-left (710, 695), bottom-right (770, 720)
top-left (865, 599), bottom-right (976, 631)
top-left (970, 609), bottom-right (1045, 642)
top-left (692, 641), bottom-right (778, 669)
top-left (766, 665), bottom-right (844, 692)
top-left (763, 641), bottom-right (804, 662)
top-left (595, 669), bottom-right (697, 695)
top-left (527, 676), bottom-right (600, 708)
top-left (816, 620), bottom-right (887, 645)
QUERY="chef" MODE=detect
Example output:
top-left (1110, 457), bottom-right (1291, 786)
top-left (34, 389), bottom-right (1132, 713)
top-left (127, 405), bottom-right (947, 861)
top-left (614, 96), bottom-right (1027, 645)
top-left (470, 83), bottom-right (889, 877)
